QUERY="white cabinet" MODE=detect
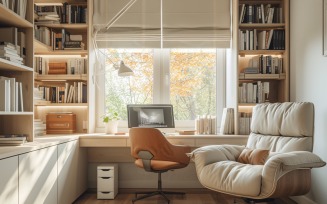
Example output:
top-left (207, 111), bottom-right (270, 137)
top-left (0, 156), bottom-right (19, 203)
top-left (19, 146), bottom-right (58, 204)
top-left (58, 140), bottom-right (87, 204)
top-left (97, 164), bottom-right (118, 199)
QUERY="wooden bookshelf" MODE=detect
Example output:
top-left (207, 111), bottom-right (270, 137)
top-left (33, 0), bottom-right (89, 134)
top-left (0, 1), bottom-right (34, 141)
top-left (234, 0), bottom-right (290, 134)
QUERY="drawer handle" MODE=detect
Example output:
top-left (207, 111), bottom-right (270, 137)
top-left (101, 177), bottom-right (111, 179)
top-left (101, 169), bottom-right (111, 171)
top-left (101, 192), bottom-right (110, 194)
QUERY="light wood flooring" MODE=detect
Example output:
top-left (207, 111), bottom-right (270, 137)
top-left (74, 189), bottom-right (297, 204)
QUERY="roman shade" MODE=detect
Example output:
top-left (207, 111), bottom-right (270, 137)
top-left (93, 0), bottom-right (231, 48)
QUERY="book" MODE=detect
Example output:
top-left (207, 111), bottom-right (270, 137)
top-left (0, 79), bottom-right (10, 111)
top-left (0, 76), bottom-right (15, 111)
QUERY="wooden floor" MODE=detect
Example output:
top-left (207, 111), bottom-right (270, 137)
top-left (74, 189), bottom-right (297, 204)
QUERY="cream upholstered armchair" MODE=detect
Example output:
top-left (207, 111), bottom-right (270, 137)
top-left (191, 102), bottom-right (326, 200)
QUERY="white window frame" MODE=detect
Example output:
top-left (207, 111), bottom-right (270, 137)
top-left (95, 49), bottom-right (226, 133)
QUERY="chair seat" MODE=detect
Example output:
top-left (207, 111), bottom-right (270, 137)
top-left (135, 159), bottom-right (187, 171)
top-left (199, 161), bottom-right (263, 197)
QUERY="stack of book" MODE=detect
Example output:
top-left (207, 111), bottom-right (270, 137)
top-left (34, 119), bottom-right (46, 136)
top-left (48, 62), bottom-right (67, 74)
top-left (34, 5), bottom-right (61, 24)
top-left (64, 34), bottom-right (84, 50)
top-left (239, 81), bottom-right (270, 103)
top-left (0, 134), bottom-right (27, 146)
top-left (0, 42), bottom-right (23, 65)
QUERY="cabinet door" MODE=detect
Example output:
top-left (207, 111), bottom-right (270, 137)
top-left (19, 146), bottom-right (57, 204)
top-left (58, 140), bottom-right (87, 204)
top-left (0, 156), bottom-right (18, 203)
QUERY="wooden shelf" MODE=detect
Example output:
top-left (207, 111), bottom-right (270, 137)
top-left (0, 58), bottom-right (33, 72)
top-left (0, 4), bottom-right (33, 28)
top-left (34, 103), bottom-right (88, 107)
top-left (239, 23), bottom-right (285, 28)
top-left (0, 111), bottom-right (34, 116)
top-left (34, 39), bottom-right (88, 56)
top-left (239, 50), bottom-right (285, 56)
top-left (239, 73), bottom-right (286, 80)
top-left (34, 23), bottom-right (87, 30)
top-left (34, 100), bottom-right (52, 106)
top-left (35, 74), bottom-right (87, 81)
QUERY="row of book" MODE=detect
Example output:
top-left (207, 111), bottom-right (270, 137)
top-left (35, 27), bottom-right (85, 50)
top-left (239, 29), bottom-right (285, 50)
top-left (239, 3), bottom-right (283, 24)
top-left (0, 27), bottom-right (26, 65)
top-left (0, 134), bottom-right (27, 146)
top-left (35, 57), bottom-right (88, 75)
top-left (34, 3), bottom-right (87, 24)
top-left (238, 81), bottom-right (270, 104)
top-left (0, 0), bottom-right (27, 19)
top-left (246, 55), bottom-right (283, 74)
top-left (195, 115), bottom-right (217, 135)
top-left (220, 108), bottom-right (235, 134)
top-left (239, 112), bottom-right (252, 135)
top-left (36, 82), bottom-right (87, 104)
top-left (0, 76), bottom-right (24, 112)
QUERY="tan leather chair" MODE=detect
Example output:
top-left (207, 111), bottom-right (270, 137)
top-left (129, 128), bottom-right (191, 203)
top-left (191, 102), bottom-right (326, 202)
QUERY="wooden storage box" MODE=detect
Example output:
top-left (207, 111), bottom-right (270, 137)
top-left (46, 113), bottom-right (76, 134)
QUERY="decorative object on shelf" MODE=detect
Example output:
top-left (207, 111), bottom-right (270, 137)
top-left (102, 111), bottom-right (120, 134)
top-left (195, 115), bottom-right (217, 135)
top-left (46, 112), bottom-right (76, 134)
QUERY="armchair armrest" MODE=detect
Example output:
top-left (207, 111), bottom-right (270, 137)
top-left (263, 151), bottom-right (326, 178)
top-left (190, 145), bottom-right (245, 173)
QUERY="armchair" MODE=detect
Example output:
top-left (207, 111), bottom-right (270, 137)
top-left (191, 102), bottom-right (326, 200)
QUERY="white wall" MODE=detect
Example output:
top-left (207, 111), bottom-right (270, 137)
top-left (290, 0), bottom-right (327, 203)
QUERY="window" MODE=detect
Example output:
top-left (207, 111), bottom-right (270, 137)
top-left (97, 48), bottom-right (225, 130)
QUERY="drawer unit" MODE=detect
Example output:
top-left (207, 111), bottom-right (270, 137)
top-left (97, 164), bottom-right (118, 199)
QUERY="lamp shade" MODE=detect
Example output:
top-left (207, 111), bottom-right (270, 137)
top-left (118, 61), bottom-right (134, 76)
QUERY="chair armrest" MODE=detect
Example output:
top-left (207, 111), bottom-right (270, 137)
top-left (190, 145), bottom-right (245, 174)
top-left (263, 151), bottom-right (326, 178)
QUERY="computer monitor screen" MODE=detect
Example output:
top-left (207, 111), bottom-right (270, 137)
top-left (127, 104), bottom-right (175, 128)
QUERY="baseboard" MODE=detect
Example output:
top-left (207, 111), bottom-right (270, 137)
top-left (291, 195), bottom-right (317, 204)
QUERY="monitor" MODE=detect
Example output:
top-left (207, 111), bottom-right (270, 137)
top-left (127, 104), bottom-right (175, 128)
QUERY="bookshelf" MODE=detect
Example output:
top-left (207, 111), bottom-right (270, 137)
top-left (0, 0), bottom-right (34, 141)
top-left (33, 0), bottom-right (90, 134)
top-left (234, 0), bottom-right (289, 134)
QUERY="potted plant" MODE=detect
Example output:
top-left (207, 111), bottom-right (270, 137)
top-left (102, 112), bottom-right (120, 134)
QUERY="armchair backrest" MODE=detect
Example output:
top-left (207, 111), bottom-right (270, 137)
top-left (247, 102), bottom-right (314, 153)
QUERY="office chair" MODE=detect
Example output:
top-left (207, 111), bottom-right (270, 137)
top-left (129, 128), bottom-right (191, 203)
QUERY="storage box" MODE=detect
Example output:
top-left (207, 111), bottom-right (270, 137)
top-left (46, 113), bottom-right (76, 134)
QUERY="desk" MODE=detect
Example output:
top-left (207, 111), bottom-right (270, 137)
top-left (79, 134), bottom-right (248, 147)
top-left (79, 134), bottom-right (248, 164)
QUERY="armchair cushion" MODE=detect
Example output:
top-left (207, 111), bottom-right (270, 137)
top-left (237, 148), bottom-right (269, 165)
top-left (199, 161), bottom-right (263, 197)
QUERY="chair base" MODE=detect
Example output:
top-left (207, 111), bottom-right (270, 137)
top-left (243, 198), bottom-right (275, 204)
top-left (133, 190), bottom-right (185, 203)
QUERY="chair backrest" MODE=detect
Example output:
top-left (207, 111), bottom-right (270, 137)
top-left (247, 102), bottom-right (314, 153)
top-left (129, 128), bottom-right (190, 165)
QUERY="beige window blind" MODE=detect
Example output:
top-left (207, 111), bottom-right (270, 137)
top-left (93, 0), bottom-right (231, 48)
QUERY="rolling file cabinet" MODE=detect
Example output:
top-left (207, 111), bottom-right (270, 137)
top-left (97, 164), bottom-right (118, 199)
